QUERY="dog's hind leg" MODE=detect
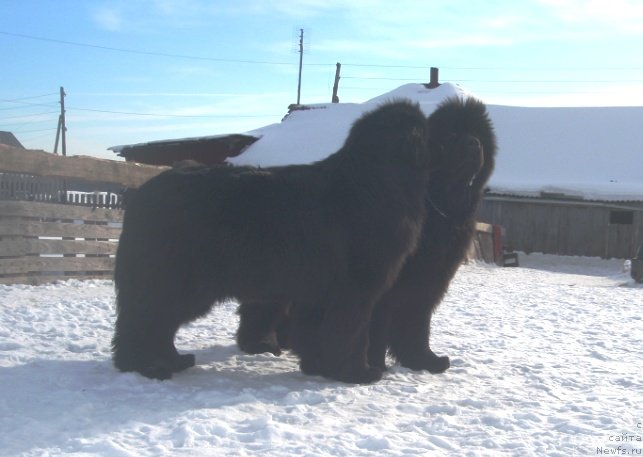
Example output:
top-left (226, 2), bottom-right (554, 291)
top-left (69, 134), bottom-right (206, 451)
top-left (321, 302), bottom-right (382, 384)
top-left (236, 302), bottom-right (290, 356)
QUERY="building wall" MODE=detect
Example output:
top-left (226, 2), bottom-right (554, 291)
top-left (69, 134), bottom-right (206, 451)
top-left (477, 196), bottom-right (643, 259)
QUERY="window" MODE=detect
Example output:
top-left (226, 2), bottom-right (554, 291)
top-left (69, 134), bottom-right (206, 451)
top-left (609, 210), bottom-right (634, 225)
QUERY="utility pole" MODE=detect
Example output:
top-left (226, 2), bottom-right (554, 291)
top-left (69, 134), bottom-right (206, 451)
top-left (54, 86), bottom-right (67, 156)
top-left (296, 28), bottom-right (304, 105)
top-left (332, 62), bottom-right (341, 103)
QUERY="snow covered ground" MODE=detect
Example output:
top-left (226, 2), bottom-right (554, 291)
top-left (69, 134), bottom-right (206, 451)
top-left (0, 254), bottom-right (641, 456)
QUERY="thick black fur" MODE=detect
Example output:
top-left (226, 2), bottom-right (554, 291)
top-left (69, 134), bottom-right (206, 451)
top-left (112, 100), bottom-right (431, 384)
top-left (237, 97), bottom-right (496, 374)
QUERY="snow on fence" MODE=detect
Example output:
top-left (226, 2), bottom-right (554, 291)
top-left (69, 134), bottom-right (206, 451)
top-left (0, 173), bottom-right (122, 208)
top-left (0, 172), bottom-right (67, 204)
top-left (0, 145), bottom-right (498, 284)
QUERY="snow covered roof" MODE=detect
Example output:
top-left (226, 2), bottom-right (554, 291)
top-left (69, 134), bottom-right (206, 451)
top-left (109, 133), bottom-right (254, 154)
top-left (229, 83), bottom-right (643, 203)
top-left (486, 104), bottom-right (643, 202)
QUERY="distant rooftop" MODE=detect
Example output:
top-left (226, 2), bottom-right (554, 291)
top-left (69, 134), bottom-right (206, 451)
top-left (0, 131), bottom-right (24, 149)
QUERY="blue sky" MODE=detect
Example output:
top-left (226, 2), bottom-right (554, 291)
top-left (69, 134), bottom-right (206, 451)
top-left (2, 0), bottom-right (643, 159)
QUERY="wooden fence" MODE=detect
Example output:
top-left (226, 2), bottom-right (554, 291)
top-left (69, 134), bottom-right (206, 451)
top-left (0, 145), bottom-right (166, 285)
top-left (0, 201), bottom-right (122, 284)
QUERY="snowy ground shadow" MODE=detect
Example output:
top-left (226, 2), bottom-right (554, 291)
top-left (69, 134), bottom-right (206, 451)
top-left (0, 348), bottom-right (335, 455)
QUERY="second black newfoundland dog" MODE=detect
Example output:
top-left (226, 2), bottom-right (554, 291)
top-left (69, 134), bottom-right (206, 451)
top-left (112, 100), bottom-right (431, 384)
top-left (237, 97), bottom-right (497, 374)
top-left (367, 97), bottom-right (496, 372)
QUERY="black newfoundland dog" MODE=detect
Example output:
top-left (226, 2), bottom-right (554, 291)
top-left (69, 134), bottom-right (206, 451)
top-left (112, 100), bottom-right (431, 384)
top-left (237, 97), bottom-right (496, 374)
top-left (367, 97), bottom-right (496, 372)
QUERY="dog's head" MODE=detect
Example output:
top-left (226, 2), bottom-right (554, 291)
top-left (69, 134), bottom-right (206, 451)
top-left (426, 97), bottom-right (497, 190)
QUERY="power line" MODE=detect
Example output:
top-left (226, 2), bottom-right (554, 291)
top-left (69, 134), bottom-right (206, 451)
top-left (0, 98), bottom-right (59, 109)
top-left (18, 130), bottom-right (57, 141)
top-left (342, 76), bottom-right (420, 81)
top-left (66, 106), bottom-right (281, 118)
top-left (5, 30), bottom-right (643, 73)
top-left (342, 75), bottom-right (643, 83)
top-left (0, 110), bottom-right (59, 120)
top-left (342, 63), bottom-right (643, 71)
top-left (0, 119), bottom-right (57, 129)
top-left (0, 30), bottom-right (296, 66)
top-left (341, 63), bottom-right (440, 69)
top-left (442, 65), bottom-right (643, 71)
top-left (1, 92), bottom-right (58, 102)
top-left (452, 79), bottom-right (643, 83)
top-left (1, 97), bottom-right (281, 119)
top-left (12, 127), bottom-right (57, 134)
top-left (0, 103), bottom-right (57, 111)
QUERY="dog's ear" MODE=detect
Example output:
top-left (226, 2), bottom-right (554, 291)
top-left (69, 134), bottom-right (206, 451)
top-left (343, 100), bottom-right (430, 169)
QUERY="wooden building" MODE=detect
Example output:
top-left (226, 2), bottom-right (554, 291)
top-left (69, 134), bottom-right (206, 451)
top-left (110, 134), bottom-right (257, 166)
top-left (477, 194), bottom-right (643, 260)
top-left (480, 103), bottom-right (643, 261)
